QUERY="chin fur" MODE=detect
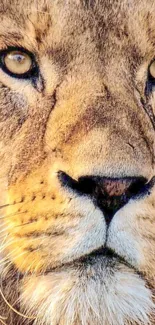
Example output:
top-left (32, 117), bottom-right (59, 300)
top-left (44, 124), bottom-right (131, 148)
top-left (19, 257), bottom-right (154, 325)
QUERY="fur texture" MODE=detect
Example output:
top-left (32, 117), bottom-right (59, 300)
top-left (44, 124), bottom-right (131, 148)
top-left (0, 0), bottom-right (154, 324)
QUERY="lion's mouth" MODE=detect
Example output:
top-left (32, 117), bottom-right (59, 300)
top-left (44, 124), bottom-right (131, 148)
top-left (74, 246), bottom-right (127, 265)
top-left (43, 246), bottom-right (132, 275)
top-left (58, 172), bottom-right (155, 223)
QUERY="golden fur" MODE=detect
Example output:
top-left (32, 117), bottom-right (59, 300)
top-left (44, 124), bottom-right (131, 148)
top-left (0, 0), bottom-right (154, 324)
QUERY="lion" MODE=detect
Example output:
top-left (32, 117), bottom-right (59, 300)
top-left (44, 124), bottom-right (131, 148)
top-left (0, 0), bottom-right (154, 324)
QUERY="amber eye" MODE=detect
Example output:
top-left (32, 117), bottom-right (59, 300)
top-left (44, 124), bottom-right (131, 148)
top-left (149, 61), bottom-right (155, 79)
top-left (4, 51), bottom-right (32, 75)
top-left (0, 48), bottom-right (38, 79)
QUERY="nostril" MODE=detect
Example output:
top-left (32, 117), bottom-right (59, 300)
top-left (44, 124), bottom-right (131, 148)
top-left (57, 171), bottom-right (96, 195)
top-left (127, 177), bottom-right (148, 196)
top-left (58, 171), bottom-right (153, 224)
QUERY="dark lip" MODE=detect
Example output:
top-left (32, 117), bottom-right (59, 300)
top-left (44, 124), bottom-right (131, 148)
top-left (74, 246), bottom-right (127, 265)
top-left (42, 246), bottom-right (132, 275)
top-left (17, 246), bottom-right (126, 277)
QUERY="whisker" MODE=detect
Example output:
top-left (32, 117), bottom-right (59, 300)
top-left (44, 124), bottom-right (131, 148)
top-left (1, 260), bottom-right (15, 278)
top-left (0, 253), bottom-right (16, 268)
top-left (0, 317), bottom-right (8, 325)
top-left (0, 222), bottom-right (26, 236)
top-left (0, 246), bottom-right (26, 260)
top-left (0, 240), bottom-right (15, 252)
top-left (0, 284), bottom-right (36, 321)
top-left (0, 260), bottom-right (12, 271)
top-left (0, 234), bottom-right (10, 241)
top-left (0, 228), bottom-right (13, 239)
top-left (0, 211), bottom-right (27, 220)
top-left (0, 233), bottom-right (9, 246)
top-left (0, 197), bottom-right (34, 214)
top-left (0, 204), bottom-right (13, 210)
top-left (0, 254), bottom-right (38, 320)
top-left (0, 229), bottom-right (11, 236)
top-left (14, 220), bottom-right (37, 228)
top-left (18, 255), bottom-right (34, 278)
top-left (0, 244), bottom-right (26, 267)
top-left (0, 199), bottom-right (28, 210)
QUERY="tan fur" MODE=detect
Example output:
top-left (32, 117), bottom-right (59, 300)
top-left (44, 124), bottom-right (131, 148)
top-left (0, 0), bottom-right (154, 324)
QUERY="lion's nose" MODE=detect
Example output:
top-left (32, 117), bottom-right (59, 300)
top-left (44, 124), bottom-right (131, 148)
top-left (58, 172), bottom-right (147, 224)
top-left (77, 176), bottom-right (147, 224)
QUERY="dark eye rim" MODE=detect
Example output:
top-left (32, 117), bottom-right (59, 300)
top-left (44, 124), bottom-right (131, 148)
top-left (0, 46), bottom-right (39, 79)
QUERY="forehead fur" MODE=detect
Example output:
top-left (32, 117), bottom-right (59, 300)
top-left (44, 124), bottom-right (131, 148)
top-left (0, 0), bottom-right (155, 45)
top-left (0, 1), bottom-right (153, 77)
top-left (0, 0), bottom-right (154, 81)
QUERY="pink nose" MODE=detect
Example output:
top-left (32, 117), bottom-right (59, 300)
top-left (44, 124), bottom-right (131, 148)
top-left (100, 179), bottom-right (133, 197)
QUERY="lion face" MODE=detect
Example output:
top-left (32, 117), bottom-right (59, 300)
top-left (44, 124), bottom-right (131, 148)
top-left (0, 0), bottom-right (155, 324)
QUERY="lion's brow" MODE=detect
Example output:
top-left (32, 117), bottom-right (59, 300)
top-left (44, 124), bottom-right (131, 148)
top-left (0, 32), bottom-right (23, 41)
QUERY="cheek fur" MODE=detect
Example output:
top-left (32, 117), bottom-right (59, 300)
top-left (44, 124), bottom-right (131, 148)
top-left (108, 194), bottom-right (155, 277)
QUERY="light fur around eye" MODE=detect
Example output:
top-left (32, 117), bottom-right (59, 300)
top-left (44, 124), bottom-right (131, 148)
top-left (4, 51), bottom-right (32, 75)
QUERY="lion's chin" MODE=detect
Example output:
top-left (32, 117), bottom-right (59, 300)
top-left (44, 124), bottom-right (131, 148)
top-left (20, 255), bottom-right (154, 325)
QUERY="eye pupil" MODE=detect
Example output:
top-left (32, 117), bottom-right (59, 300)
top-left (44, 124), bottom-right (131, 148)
top-left (11, 52), bottom-right (26, 63)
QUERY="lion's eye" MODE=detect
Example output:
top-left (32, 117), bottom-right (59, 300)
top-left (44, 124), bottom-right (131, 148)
top-left (4, 51), bottom-right (32, 75)
top-left (149, 61), bottom-right (155, 79)
top-left (0, 48), bottom-right (37, 79)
